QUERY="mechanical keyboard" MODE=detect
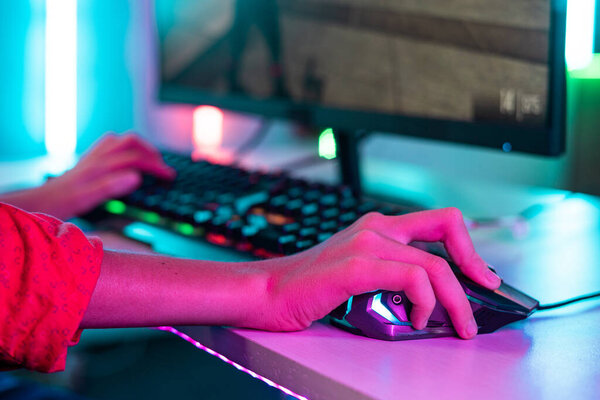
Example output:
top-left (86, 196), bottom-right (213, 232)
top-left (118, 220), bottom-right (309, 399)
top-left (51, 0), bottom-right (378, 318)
top-left (102, 152), bottom-right (422, 258)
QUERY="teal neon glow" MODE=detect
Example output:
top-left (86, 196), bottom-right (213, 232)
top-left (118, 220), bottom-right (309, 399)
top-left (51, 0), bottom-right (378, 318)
top-left (346, 296), bottom-right (354, 315)
top-left (371, 293), bottom-right (406, 325)
top-left (24, 0), bottom-right (45, 144)
top-left (105, 200), bottom-right (127, 215)
top-left (318, 128), bottom-right (337, 160)
top-left (45, 0), bottom-right (77, 158)
top-left (565, 0), bottom-right (596, 70)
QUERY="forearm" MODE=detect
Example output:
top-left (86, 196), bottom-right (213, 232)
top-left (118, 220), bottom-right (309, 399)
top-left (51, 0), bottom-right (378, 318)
top-left (80, 250), bottom-right (270, 329)
top-left (0, 183), bottom-right (71, 220)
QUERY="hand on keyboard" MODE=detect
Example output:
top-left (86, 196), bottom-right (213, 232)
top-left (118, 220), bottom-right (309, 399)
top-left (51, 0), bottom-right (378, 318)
top-left (43, 133), bottom-right (175, 220)
top-left (250, 208), bottom-right (502, 339)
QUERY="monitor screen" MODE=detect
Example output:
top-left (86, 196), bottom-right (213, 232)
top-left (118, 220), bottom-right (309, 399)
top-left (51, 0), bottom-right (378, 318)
top-left (155, 0), bottom-right (566, 155)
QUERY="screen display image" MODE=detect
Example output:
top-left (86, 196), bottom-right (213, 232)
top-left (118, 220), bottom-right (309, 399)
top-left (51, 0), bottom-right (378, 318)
top-left (155, 0), bottom-right (565, 154)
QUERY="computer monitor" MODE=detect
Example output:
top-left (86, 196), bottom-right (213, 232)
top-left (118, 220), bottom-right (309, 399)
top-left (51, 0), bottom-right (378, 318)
top-left (154, 0), bottom-right (567, 185)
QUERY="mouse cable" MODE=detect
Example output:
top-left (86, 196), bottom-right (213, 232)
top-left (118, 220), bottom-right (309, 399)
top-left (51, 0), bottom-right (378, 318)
top-left (232, 118), bottom-right (273, 160)
top-left (537, 290), bottom-right (600, 310)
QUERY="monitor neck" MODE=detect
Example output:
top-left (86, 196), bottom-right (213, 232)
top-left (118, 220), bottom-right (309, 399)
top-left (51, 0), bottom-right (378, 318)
top-left (334, 129), bottom-right (370, 198)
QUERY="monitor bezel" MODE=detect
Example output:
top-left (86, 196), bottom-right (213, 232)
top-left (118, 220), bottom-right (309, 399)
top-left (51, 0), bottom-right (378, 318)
top-left (157, 0), bottom-right (567, 156)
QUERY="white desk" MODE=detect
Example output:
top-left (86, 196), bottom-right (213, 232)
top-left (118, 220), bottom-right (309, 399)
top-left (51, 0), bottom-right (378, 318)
top-left (112, 161), bottom-right (600, 400)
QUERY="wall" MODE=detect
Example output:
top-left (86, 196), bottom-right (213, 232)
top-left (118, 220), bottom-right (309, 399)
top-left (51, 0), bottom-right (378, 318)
top-left (0, 1), bottom-right (45, 160)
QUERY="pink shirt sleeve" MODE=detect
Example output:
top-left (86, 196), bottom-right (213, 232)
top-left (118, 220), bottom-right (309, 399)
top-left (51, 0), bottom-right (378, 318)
top-left (0, 203), bottom-right (103, 372)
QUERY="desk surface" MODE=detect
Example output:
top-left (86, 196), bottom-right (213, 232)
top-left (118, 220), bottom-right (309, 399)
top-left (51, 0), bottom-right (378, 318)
top-left (131, 186), bottom-right (600, 400)
top-left (2, 154), bottom-right (600, 400)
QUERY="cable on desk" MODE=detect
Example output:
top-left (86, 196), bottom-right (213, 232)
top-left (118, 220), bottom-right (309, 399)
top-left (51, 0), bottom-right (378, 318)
top-left (537, 291), bottom-right (600, 310)
top-left (275, 153), bottom-right (327, 171)
top-left (233, 118), bottom-right (273, 159)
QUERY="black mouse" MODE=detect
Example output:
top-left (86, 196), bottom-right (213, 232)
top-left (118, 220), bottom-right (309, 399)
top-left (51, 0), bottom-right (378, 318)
top-left (329, 262), bottom-right (539, 340)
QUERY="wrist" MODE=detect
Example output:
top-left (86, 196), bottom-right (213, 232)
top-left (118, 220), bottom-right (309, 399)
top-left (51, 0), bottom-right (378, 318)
top-left (34, 180), bottom-right (75, 220)
top-left (221, 262), bottom-right (274, 329)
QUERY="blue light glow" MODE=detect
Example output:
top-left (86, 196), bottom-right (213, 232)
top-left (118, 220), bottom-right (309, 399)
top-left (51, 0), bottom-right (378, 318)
top-left (345, 296), bottom-right (354, 315)
top-left (24, 0), bottom-right (45, 144)
top-left (45, 0), bottom-right (77, 160)
top-left (371, 293), bottom-right (404, 325)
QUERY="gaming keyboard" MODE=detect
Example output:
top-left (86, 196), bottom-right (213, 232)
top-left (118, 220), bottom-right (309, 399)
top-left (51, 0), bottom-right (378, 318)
top-left (103, 152), bottom-right (422, 258)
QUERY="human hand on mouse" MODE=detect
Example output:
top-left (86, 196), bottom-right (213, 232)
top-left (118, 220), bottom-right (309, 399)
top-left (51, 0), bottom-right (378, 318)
top-left (1, 132), bottom-right (175, 220)
top-left (250, 208), bottom-right (502, 339)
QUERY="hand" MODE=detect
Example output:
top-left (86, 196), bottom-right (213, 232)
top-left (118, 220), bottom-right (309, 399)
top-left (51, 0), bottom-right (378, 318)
top-left (251, 208), bottom-right (502, 339)
top-left (40, 133), bottom-right (175, 220)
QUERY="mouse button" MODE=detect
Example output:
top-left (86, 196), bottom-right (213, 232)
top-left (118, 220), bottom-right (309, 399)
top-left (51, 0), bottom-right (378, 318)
top-left (494, 282), bottom-right (539, 313)
top-left (380, 292), bottom-right (410, 323)
top-left (451, 273), bottom-right (521, 310)
top-left (462, 282), bottom-right (533, 313)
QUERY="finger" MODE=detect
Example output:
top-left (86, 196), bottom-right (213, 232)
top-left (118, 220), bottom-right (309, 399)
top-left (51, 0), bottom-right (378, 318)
top-left (74, 170), bottom-right (142, 214)
top-left (362, 232), bottom-right (477, 338)
top-left (71, 133), bottom-right (120, 169)
top-left (114, 132), bottom-right (165, 160)
top-left (347, 259), bottom-right (436, 330)
top-left (102, 151), bottom-right (175, 180)
top-left (84, 132), bottom-right (121, 158)
top-left (360, 209), bottom-right (501, 290)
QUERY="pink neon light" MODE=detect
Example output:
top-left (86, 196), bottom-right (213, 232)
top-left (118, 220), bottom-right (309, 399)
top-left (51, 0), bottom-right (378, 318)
top-left (156, 326), bottom-right (309, 400)
top-left (193, 105), bottom-right (224, 151)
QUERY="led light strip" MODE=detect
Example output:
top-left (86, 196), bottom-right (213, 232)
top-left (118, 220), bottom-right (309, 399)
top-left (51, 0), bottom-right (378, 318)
top-left (156, 326), bottom-right (309, 400)
top-left (565, 0), bottom-right (596, 70)
top-left (45, 0), bottom-right (77, 158)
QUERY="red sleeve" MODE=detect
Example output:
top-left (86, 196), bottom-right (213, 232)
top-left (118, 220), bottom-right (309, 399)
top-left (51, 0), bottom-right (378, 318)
top-left (0, 203), bottom-right (103, 373)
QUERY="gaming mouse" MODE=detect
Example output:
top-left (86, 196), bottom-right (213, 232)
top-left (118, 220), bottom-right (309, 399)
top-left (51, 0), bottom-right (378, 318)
top-left (329, 262), bottom-right (539, 340)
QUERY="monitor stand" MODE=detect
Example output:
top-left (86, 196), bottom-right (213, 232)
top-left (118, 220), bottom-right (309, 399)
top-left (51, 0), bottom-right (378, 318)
top-left (334, 129), bottom-right (425, 209)
top-left (334, 129), bottom-right (370, 198)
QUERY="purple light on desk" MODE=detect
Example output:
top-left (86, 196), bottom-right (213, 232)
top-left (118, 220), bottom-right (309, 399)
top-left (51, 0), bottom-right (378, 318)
top-left (156, 326), bottom-right (309, 400)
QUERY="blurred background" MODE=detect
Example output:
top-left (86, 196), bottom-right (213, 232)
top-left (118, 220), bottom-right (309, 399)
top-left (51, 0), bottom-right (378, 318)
top-left (1, 1), bottom-right (599, 194)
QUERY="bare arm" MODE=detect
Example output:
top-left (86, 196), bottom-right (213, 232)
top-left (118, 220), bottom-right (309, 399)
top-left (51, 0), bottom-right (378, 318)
top-left (81, 209), bottom-right (501, 339)
top-left (80, 250), bottom-right (268, 329)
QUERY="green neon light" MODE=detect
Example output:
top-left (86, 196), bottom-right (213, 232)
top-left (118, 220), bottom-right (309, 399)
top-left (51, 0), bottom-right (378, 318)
top-left (318, 128), bottom-right (337, 160)
top-left (140, 211), bottom-right (161, 224)
top-left (105, 200), bottom-right (126, 215)
top-left (568, 54), bottom-right (600, 79)
top-left (176, 222), bottom-right (195, 236)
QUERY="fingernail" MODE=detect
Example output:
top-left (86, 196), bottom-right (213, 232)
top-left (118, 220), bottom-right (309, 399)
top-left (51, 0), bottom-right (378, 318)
top-left (466, 318), bottom-right (478, 338)
top-left (486, 268), bottom-right (501, 286)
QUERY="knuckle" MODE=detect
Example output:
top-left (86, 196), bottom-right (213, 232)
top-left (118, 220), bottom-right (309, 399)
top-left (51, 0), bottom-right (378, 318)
top-left (101, 132), bottom-right (118, 146)
top-left (348, 229), bottom-right (379, 248)
top-left (443, 207), bottom-right (464, 224)
top-left (122, 132), bottom-right (138, 143)
top-left (357, 211), bottom-right (384, 229)
top-left (424, 255), bottom-right (451, 277)
top-left (406, 264), bottom-right (429, 288)
top-left (344, 256), bottom-right (370, 285)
